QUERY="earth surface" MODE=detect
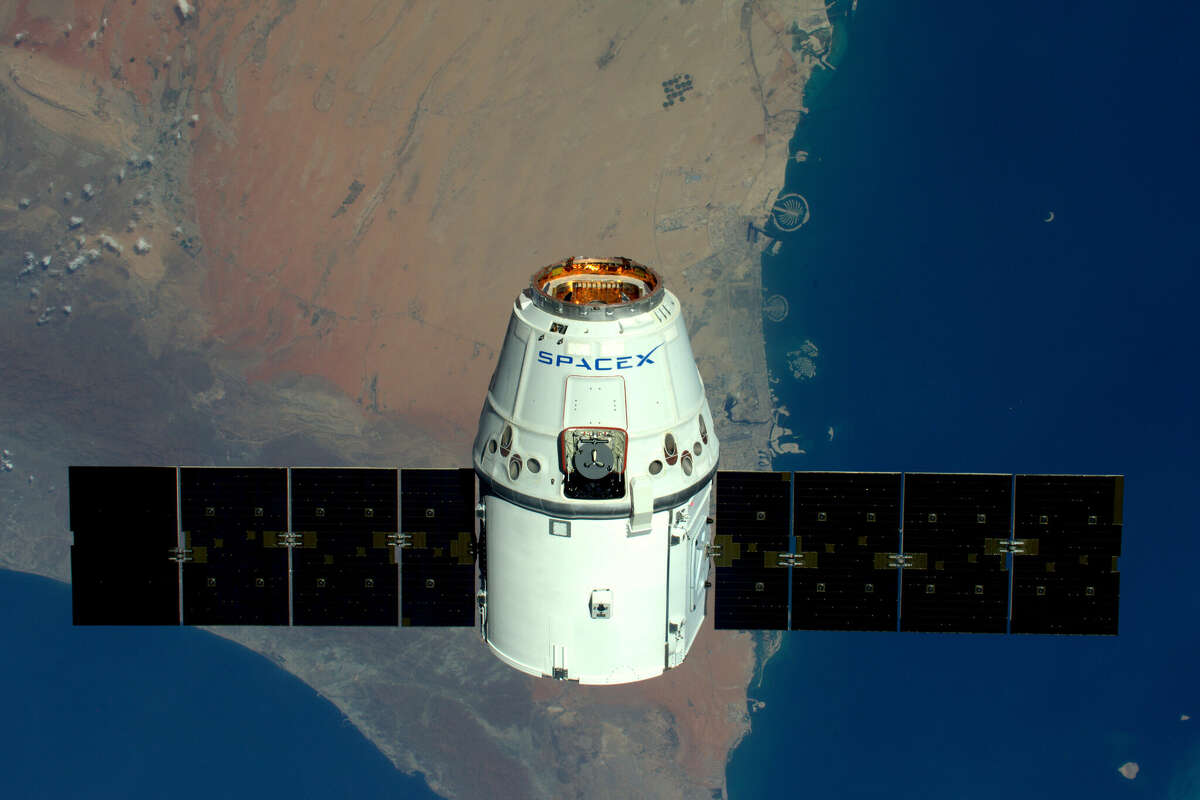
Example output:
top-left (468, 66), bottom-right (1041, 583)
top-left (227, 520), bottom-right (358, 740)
top-left (0, 1), bottom-right (831, 797)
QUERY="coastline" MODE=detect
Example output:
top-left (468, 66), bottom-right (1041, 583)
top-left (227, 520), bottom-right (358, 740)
top-left (0, 1), bottom-right (837, 797)
top-left (723, 5), bottom-right (857, 786)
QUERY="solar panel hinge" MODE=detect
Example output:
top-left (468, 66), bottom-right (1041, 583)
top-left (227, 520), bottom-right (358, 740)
top-left (887, 553), bottom-right (913, 568)
top-left (995, 539), bottom-right (1027, 554)
top-left (277, 532), bottom-right (302, 547)
top-left (706, 543), bottom-right (722, 558)
top-left (395, 532), bottom-right (414, 548)
top-left (168, 546), bottom-right (192, 563)
top-left (777, 552), bottom-right (807, 567)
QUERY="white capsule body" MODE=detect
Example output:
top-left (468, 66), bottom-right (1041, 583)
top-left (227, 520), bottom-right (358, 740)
top-left (474, 262), bottom-right (719, 684)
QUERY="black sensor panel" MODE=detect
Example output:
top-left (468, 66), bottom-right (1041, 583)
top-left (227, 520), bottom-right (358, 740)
top-left (69, 466), bottom-right (181, 625)
top-left (400, 469), bottom-right (476, 627)
top-left (292, 469), bottom-right (400, 625)
top-left (180, 468), bottom-right (289, 625)
top-left (713, 471), bottom-right (791, 630)
top-left (900, 473), bottom-right (1012, 634)
top-left (1010, 475), bottom-right (1122, 635)
top-left (791, 472), bottom-right (901, 632)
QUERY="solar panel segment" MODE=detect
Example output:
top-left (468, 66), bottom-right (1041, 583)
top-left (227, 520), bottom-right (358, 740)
top-left (399, 468), bottom-right (477, 627)
top-left (69, 466), bottom-right (181, 625)
top-left (713, 471), bottom-right (1123, 637)
top-left (180, 468), bottom-right (289, 625)
top-left (1009, 475), bottom-right (1122, 635)
top-left (790, 472), bottom-right (901, 632)
top-left (291, 468), bottom-right (400, 625)
top-left (69, 467), bottom-right (477, 628)
top-left (899, 473), bottom-right (1012, 634)
top-left (712, 471), bottom-right (791, 630)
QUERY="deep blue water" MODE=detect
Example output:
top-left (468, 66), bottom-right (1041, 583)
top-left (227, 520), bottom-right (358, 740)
top-left (730, 2), bottom-right (1200, 798)
top-left (0, 570), bottom-right (438, 800)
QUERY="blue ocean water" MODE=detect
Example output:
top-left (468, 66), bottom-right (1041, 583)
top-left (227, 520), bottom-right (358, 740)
top-left (730, 2), bottom-right (1200, 798)
top-left (0, 569), bottom-right (439, 800)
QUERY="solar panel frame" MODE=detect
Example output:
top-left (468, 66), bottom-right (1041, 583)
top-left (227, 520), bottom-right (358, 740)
top-left (1010, 474), bottom-right (1122, 635)
top-left (790, 471), bottom-right (902, 632)
top-left (899, 473), bottom-right (1012, 634)
top-left (713, 471), bottom-right (791, 631)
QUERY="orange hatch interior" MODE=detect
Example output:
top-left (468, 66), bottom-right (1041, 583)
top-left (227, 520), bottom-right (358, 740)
top-left (532, 257), bottom-right (659, 306)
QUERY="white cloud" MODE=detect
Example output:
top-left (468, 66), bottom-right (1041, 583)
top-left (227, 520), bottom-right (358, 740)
top-left (1117, 762), bottom-right (1139, 780)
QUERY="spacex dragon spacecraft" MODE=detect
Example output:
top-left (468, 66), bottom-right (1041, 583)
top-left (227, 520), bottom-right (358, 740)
top-left (474, 257), bottom-right (718, 683)
top-left (68, 257), bottom-right (1124, 687)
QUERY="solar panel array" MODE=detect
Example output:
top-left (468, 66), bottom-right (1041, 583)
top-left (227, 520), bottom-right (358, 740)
top-left (70, 467), bottom-right (477, 627)
top-left (714, 471), bottom-right (1122, 635)
top-left (71, 466), bottom-right (1123, 637)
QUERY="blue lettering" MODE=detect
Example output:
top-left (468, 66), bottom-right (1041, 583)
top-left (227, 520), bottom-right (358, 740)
top-left (537, 343), bottom-right (665, 369)
top-left (636, 343), bottom-right (664, 367)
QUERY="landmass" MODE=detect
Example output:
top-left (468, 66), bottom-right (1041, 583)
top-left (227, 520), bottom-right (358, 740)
top-left (0, 1), bottom-right (832, 796)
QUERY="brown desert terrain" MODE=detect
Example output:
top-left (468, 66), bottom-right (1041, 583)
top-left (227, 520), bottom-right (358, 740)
top-left (0, 0), bottom-right (829, 796)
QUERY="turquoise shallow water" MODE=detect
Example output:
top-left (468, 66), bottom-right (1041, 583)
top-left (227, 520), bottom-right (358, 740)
top-left (729, 2), bottom-right (1200, 798)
